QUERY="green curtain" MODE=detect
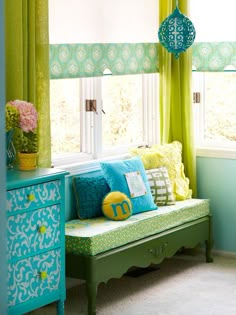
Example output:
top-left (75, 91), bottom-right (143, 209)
top-left (159, 0), bottom-right (196, 196)
top-left (5, 0), bottom-right (51, 167)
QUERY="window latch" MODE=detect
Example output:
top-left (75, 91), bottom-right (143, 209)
top-left (193, 92), bottom-right (201, 103)
top-left (85, 99), bottom-right (98, 114)
top-left (101, 100), bottom-right (105, 114)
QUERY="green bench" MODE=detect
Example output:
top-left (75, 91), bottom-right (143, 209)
top-left (64, 170), bottom-right (213, 315)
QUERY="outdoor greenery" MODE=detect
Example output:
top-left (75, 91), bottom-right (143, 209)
top-left (50, 72), bottom-right (236, 156)
top-left (205, 72), bottom-right (236, 142)
top-left (102, 75), bottom-right (143, 148)
top-left (50, 79), bottom-right (80, 154)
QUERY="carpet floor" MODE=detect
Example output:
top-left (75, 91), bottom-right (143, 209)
top-left (27, 252), bottom-right (236, 315)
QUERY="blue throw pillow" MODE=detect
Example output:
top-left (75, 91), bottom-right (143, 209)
top-left (73, 175), bottom-right (110, 219)
top-left (100, 157), bottom-right (157, 214)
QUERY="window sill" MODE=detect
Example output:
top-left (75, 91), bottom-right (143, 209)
top-left (53, 153), bottom-right (131, 175)
top-left (196, 146), bottom-right (236, 159)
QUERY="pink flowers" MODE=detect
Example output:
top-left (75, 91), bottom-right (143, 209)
top-left (9, 100), bottom-right (38, 133)
top-left (5, 100), bottom-right (38, 153)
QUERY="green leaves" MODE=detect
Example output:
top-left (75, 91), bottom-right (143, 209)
top-left (5, 103), bottom-right (19, 131)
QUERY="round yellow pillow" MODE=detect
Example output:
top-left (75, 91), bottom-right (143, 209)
top-left (102, 191), bottom-right (133, 221)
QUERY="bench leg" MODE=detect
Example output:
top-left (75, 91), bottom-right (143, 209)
top-left (205, 239), bottom-right (213, 263)
top-left (86, 281), bottom-right (97, 315)
top-left (205, 215), bottom-right (213, 263)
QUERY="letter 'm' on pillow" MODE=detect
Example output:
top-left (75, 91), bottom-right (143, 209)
top-left (100, 157), bottom-right (157, 214)
top-left (102, 191), bottom-right (132, 221)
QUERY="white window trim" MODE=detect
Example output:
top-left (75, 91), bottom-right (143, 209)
top-left (193, 72), bottom-right (236, 160)
top-left (54, 153), bottom-right (131, 175)
top-left (52, 73), bottom-right (159, 168)
top-left (197, 146), bottom-right (236, 159)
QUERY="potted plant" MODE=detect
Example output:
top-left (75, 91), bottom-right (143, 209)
top-left (5, 103), bottom-right (19, 167)
top-left (6, 100), bottom-right (38, 170)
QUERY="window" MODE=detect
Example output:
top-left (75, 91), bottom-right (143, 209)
top-left (50, 74), bottom-right (159, 166)
top-left (50, 79), bottom-right (81, 158)
top-left (191, 0), bottom-right (236, 157)
top-left (49, 0), bottom-right (159, 167)
top-left (102, 75), bottom-right (143, 149)
top-left (193, 72), bottom-right (236, 154)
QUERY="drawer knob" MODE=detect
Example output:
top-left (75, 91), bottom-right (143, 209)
top-left (27, 194), bottom-right (35, 202)
top-left (40, 271), bottom-right (47, 280)
top-left (39, 225), bottom-right (47, 234)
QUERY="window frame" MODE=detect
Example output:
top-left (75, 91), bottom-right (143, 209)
top-left (51, 73), bottom-right (159, 168)
top-left (193, 71), bottom-right (236, 159)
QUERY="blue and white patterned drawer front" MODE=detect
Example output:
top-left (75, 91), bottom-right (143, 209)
top-left (6, 180), bottom-right (62, 215)
top-left (8, 248), bottom-right (61, 307)
top-left (7, 205), bottom-right (61, 260)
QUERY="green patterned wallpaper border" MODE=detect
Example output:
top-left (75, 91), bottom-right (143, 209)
top-left (49, 42), bottom-right (236, 79)
top-left (50, 43), bottom-right (159, 79)
top-left (192, 42), bottom-right (236, 71)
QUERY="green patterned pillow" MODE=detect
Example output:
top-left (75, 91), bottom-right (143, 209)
top-left (146, 167), bottom-right (175, 206)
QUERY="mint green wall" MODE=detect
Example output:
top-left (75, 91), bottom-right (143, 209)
top-left (197, 156), bottom-right (236, 253)
top-left (0, 0), bottom-right (7, 312)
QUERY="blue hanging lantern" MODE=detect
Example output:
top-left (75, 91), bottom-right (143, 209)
top-left (158, 0), bottom-right (196, 59)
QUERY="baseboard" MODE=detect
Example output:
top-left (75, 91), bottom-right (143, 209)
top-left (212, 249), bottom-right (236, 258)
top-left (175, 247), bottom-right (236, 260)
top-left (189, 247), bottom-right (236, 259)
top-left (197, 247), bottom-right (236, 258)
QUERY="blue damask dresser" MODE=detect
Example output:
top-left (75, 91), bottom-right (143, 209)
top-left (6, 168), bottom-right (68, 315)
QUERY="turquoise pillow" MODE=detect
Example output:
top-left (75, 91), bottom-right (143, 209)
top-left (73, 175), bottom-right (110, 219)
top-left (100, 157), bottom-right (157, 214)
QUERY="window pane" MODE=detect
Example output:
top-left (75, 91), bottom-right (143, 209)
top-left (102, 75), bottom-right (143, 148)
top-left (50, 79), bottom-right (81, 157)
top-left (204, 73), bottom-right (236, 143)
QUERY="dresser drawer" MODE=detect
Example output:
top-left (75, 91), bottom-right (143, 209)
top-left (7, 205), bottom-right (61, 260)
top-left (6, 180), bottom-right (62, 215)
top-left (8, 248), bottom-right (61, 307)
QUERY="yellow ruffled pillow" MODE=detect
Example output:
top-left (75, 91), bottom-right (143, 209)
top-left (130, 141), bottom-right (192, 201)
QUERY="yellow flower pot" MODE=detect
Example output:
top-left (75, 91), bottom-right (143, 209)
top-left (18, 152), bottom-right (37, 171)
